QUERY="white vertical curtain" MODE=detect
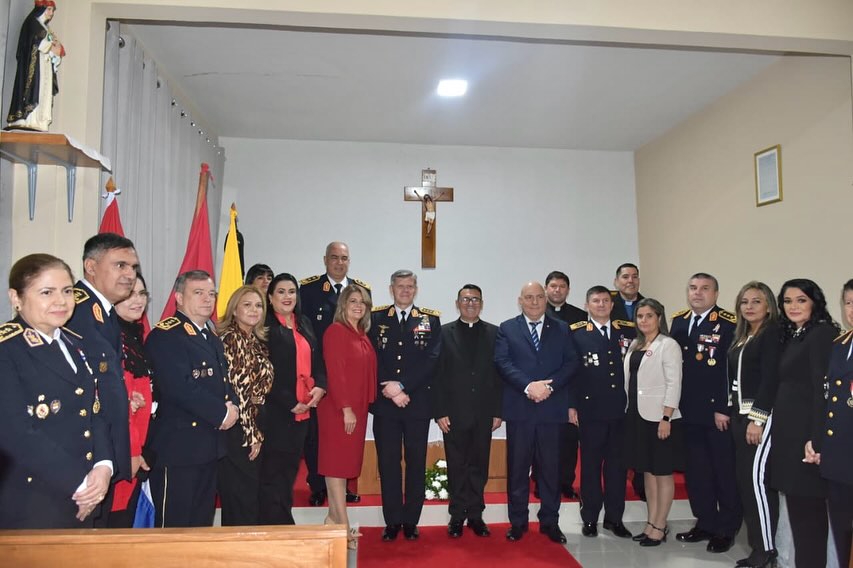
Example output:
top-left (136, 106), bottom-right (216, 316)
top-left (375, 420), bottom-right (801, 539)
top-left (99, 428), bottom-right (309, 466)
top-left (100, 22), bottom-right (225, 318)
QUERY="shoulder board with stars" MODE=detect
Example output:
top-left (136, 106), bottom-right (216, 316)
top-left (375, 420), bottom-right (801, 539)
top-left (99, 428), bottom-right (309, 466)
top-left (834, 329), bottom-right (853, 344)
top-left (0, 322), bottom-right (24, 343)
top-left (570, 321), bottom-right (588, 331)
top-left (155, 316), bottom-right (181, 331)
top-left (417, 307), bottom-right (441, 317)
top-left (73, 287), bottom-right (90, 304)
top-left (373, 304), bottom-right (392, 313)
top-left (717, 309), bottom-right (737, 324)
top-left (299, 274), bottom-right (322, 285)
top-left (352, 278), bottom-right (371, 290)
top-left (672, 308), bottom-right (691, 319)
top-left (612, 320), bottom-right (635, 329)
top-left (61, 327), bottom-right (82, 339)
top-left (609, 290), bottom-right (618, 297)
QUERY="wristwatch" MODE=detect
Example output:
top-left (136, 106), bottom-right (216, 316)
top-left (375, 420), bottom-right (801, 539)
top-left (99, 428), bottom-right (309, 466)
top-left (661, 415), bottom-right (671, 422)
top-left (752, 420), bottom-right (764, 427)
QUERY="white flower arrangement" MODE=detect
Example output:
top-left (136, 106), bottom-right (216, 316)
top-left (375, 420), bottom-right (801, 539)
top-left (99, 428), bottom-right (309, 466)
top-left (424, 458), bottom-right (449, 500)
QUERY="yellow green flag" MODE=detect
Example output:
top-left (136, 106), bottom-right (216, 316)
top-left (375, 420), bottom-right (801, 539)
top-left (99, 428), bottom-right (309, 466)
top-left (217, 204), bottom-right (243, 319)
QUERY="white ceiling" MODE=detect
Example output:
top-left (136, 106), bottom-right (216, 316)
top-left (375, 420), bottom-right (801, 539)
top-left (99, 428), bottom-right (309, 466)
top-left (126, 24), bottom-right (781, 151)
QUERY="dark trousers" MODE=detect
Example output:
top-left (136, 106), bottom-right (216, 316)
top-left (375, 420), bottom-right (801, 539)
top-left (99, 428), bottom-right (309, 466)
top-left (443, 416), bottom-right (493, 522)
top-left (557, 422), bottom-right (579, 492)
top-left (149, 462), bottom-right (217, 527)
top-left (91, 482), bottom-right (116, 527)
top-left (828, 480), bottom-right (853, 568)
top-left (106, 481), bottom-right (142, 528)
top-left (258, 420), bottom-right (308, 525)
top-left (303, 407), bottom-right (325, 493)
top-left (218, 424), bottom-right (260, 526)
top-left (506, 420), bottom-right (560, 527)
top-left (785, 493), bottom-right (828, 568)
top-left (684, 422), bottom-right (742, 537)
top-left (732, 414), bottom-right (778, 554)
top-left (372, 415), bottom-right (430, 526)
top-left (578, 417), bottom-right (627, 524)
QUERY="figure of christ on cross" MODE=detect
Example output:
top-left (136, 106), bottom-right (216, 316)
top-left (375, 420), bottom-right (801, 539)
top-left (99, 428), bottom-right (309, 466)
top-left (404, 168), bottom-right (454, 269)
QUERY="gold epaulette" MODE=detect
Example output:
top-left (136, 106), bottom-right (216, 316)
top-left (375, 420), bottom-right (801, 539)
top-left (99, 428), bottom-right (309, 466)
top-left (417, 307), bottom-right (441, 317)
top-left (0, 322), bottom-right (24, 343)
top-left (299, 274), bottom-right (322, 285)
top-left (672, 308), bottom-right (691, 319)
top-left (373, 304), bottom-right (392, 313)
top-left (834, 329), bottom-right (853, 344)
top-left (718, 309), bottom-right (737, 324)
top-left (61, 327), bottom-right (82, 339)
top-left (570, 321), bottom-right (588, 331)
top-left (613, 320), bottom-right (635, 328)
top-left (73, 287), bottom-right (90, 304)
top-left (155, 317), bottom-right (181, 330)
top-left (352, 278), bottom-right (371, 290)
top-left (610, 290), bottom-right (618, 297)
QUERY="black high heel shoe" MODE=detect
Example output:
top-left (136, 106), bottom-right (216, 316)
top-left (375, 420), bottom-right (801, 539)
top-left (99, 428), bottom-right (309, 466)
top-left (632, 522), bottom-right (652, 542)
top-left (638, 523), bottom-right (667, 547)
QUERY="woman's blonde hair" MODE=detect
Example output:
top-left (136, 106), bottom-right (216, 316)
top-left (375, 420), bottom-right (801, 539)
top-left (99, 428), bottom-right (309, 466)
top-left (217, 285), bottom-right (268, 340)
top-left (333, 284), bottom-right (372, 332)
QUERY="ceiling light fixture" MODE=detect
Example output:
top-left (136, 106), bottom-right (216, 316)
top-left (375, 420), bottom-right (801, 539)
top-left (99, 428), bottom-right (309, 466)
top-left (437, 79), bottom-right (467, 97)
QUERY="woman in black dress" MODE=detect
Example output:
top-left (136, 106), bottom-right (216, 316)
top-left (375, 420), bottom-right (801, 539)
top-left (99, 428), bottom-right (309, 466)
top-left (804, 279), bottom-right (853, 568)
top-left (769, 278), bottom-right (838, 567)
top-left (623, 298), bottom-right (683, 546)
top-left (727, 281), bottom-right (781, 568)
top-left (258, 273), bottom-right (326, 525)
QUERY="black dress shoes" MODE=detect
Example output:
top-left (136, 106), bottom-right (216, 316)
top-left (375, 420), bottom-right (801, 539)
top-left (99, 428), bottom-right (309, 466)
top-left (308, 489), bottom-right (327, 506)
top-left (540, 524), bottom-right (567, 544)
top-left (706, 535), bottom-right (734, 553)
top-left (506, 524), bottom-right (527, 541)
top-left (382, 524), bottom-right (400, 541)
top-left (736, 550), bottom-right (777, 567)
top-left (581, 522), bottom-right (597, 537)
top-left (602, 520), bottom-right (632, 538)
top-left (448, 520), bottom-right (464, 538)
top-left (403, 524), bottom-right (419, 540)
top-left (346, 490), bottom-right (361, 503)
top-left (638, 525), bottom-right (667, 547)
top-left (675, 526), bottom-right (712, 543)
top-left (467, 518), bottom-right (491, 537)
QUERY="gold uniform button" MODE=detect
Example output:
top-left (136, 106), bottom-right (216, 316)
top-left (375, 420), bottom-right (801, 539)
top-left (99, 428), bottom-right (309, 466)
top-left (79, 409), bottom-right (88, 417)
top-left (828, 412), bottom-right (834, 418)
top-left (397, 356), bottom-right (402, 360)
top-left (83, 430), bottom-right (91, 438)
top-left (836, 380), bottom-right (843, 386)
top-left (75, 388), bottom-right (84, 396)
top-left (86, 452), bottom-right (93, 461)
top-left (396, 369), bottom-right (401, 374)
top-left (610, 372), bottom-right (615, 377)
top-left (611, 384), bottom-right (616, 388)
top-left (192, 421), bottom-right (198, 427)
top-left (584, 396), bottom-right (589, 400)
top-left (827, 429), bottom-right (834, 436)
top-left (833, 396), bottom-right (839, 402)
top-left (398, 341), bottom-right (403, 346)
top-left (27, 477), bottom-right (32, 483)
top-left (224, 395), bottom-right (228, 400)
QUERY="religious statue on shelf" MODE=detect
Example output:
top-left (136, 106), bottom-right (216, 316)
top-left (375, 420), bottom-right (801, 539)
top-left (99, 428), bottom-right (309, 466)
top-left (6, 0), bottom-right (66, 132)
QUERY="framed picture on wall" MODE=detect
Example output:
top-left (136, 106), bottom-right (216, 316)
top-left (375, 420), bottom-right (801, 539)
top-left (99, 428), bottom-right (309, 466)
top-left (754, 145), bottom-right (782, 206)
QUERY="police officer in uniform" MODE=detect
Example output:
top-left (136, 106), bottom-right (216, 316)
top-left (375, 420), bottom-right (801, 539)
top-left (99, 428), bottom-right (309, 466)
top-left (543, 271), bottom-right (585, 499)
top-left (370, 269), bottom-right (441, 541)
top-left (570, 285), bottom-right (635, 538)
top-left (0, 254), bottom-right (112, 528)
top-left (66, 233), bottom-right (139, 525)
top-left (671, 273), bottom-right (741, 553)
top-left (144, 270), bottom-right (239, 527)
top-left (300, 241), bottom-right (369, 505)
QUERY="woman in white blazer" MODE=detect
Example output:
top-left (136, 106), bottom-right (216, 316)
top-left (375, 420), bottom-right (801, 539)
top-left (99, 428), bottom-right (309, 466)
top-left (623, 298), bottom-right (683, 547)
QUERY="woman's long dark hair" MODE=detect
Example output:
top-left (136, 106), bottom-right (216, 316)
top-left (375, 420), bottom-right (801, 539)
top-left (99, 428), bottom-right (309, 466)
top-left (777, 278), bottom-right (838, 340)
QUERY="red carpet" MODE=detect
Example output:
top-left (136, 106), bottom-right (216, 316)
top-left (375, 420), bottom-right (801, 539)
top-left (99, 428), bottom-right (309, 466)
top-left (357, 523), bottom-right (582, 567)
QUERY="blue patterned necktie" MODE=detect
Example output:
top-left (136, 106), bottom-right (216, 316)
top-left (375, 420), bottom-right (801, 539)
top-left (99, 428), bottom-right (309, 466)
top-left (529, 321), bottom-right (540, 351)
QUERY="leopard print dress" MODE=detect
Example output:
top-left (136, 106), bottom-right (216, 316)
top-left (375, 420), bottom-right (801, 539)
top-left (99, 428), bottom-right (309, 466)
top-left (220, 325), bottom-right (274, 446)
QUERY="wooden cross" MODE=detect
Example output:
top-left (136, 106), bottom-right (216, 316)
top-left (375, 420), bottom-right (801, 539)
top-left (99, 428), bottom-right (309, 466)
top-left (404, 168), bottom-right (454, 268)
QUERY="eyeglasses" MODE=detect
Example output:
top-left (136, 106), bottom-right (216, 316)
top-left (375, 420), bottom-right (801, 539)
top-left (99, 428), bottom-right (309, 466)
top-left (459, 297), bottom-right (482, 305)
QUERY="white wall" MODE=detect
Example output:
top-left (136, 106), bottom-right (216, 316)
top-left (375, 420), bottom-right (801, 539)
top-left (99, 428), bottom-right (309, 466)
top-left (220, 138), bottom-right (638, 324)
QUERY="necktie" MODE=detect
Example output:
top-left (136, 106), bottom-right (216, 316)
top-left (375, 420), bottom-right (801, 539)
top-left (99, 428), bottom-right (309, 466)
top-left (600, 325), bottom-right (608, 339)
top-left (333, 283), bottom-right (342, 295)
top-left (201, 328), bottom-right (209, 340)
top-left (400, 310), bottom-right (407, 326)
top-left (529, 321), bottom-right (540, 351)
top-left (689, 315), bottom-right (701, 339)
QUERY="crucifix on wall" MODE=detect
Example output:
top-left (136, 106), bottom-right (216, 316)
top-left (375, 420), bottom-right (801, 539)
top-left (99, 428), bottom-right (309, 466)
top-left (404, 168), bottom-right (454, 268)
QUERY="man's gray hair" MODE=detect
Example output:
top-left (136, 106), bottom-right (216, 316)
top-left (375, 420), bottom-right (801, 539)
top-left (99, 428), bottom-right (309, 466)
top-left (390, 269), bottom-right (417, 284)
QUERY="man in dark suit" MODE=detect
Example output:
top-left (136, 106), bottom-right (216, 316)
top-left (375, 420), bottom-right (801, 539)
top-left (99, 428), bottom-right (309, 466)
top-left (495, 281), bottom-right (579, 544)
top-left (370, 269), bottom-right (441, 541)
top-left (66, 232), bottom-right (139, 526)
top-left (299, 241), bottom-right (369, 506)
top-left (543, 270), bottom-right (585, 500)
top-left (610, 263), bottom-right (644, 323)
top-left (433, 284), bottom-right (502, 538)
top-left (144, 270), bottom-right (239, 527)
top-left (671, 272), bottom-right (740, 553)
top-left (570, 286), bottom-right (635, 538)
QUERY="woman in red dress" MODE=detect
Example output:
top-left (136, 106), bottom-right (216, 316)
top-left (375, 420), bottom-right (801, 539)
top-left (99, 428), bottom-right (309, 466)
top-left (319, 284), bottom-right (377, 549)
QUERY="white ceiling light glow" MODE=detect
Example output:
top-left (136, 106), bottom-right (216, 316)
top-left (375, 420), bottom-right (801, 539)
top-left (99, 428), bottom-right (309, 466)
top-left (437, 79), bottom-right (467, 97)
